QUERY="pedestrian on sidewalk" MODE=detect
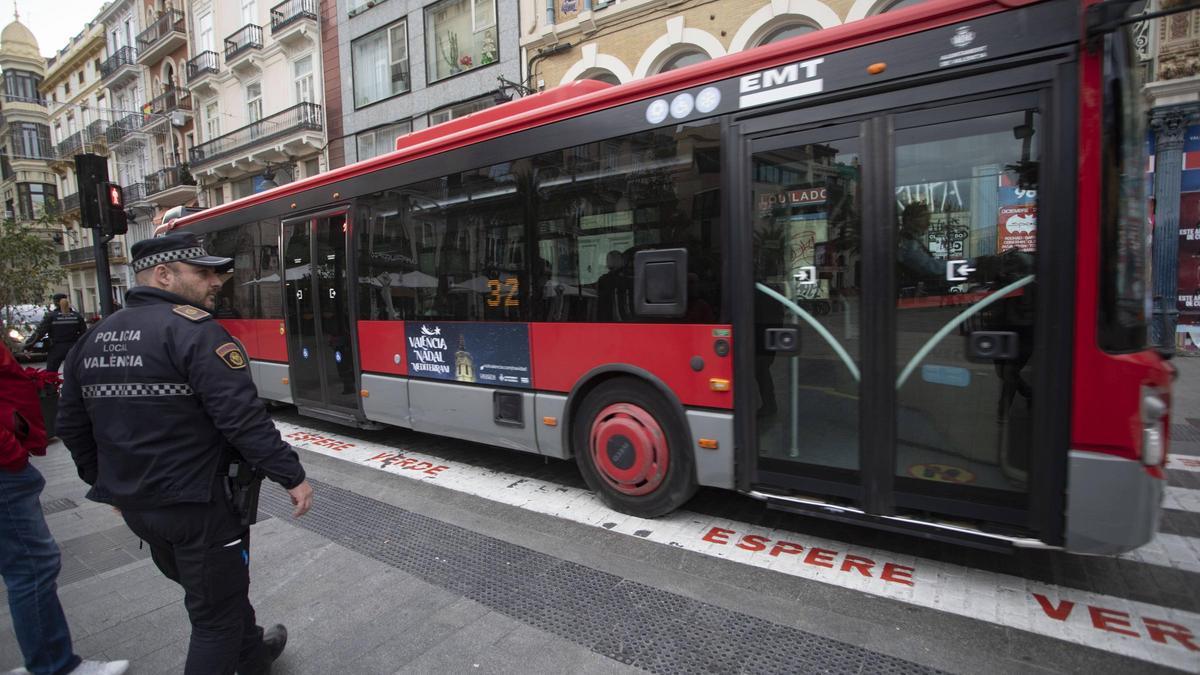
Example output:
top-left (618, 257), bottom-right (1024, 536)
top-left (0, 344), bottom-right (129, 675)
top-left (56, 232), bottom-right (315, 675)
top-left (22, 294), bottom-right (87, 373)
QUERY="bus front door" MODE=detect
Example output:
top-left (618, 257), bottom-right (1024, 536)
top-left (282, 211), bottom-right (362, 421)
top-left (743, 90), bottom-right (1060, 540)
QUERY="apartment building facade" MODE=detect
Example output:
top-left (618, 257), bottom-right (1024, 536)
top-left (42, 19), bottom-right (130, 314)
top-left (519, 0), bottom-right (918, 89)
top-left (184, 0), bottom-right (326, 206)
top-left (0, 15), bottom-right (57, 234)
top-left (329, 0), bottom-right (522, 166)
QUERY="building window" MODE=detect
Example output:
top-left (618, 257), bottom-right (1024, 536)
top-left (205, 101), bottom-right (221, 139)
top-left (657, 50), bottom-right (708, 73)
top-left (425, 0), bottom-right (498, 83)
top-left (241, 0), bottom-right (257, 25)
top-left (198, 12), bottom-right (214, 52)
top-left (3, 70), bottom-right (43, 103)
top-left (756, 23), bottom-right (817, 47)
top-left (427, 95), bottom-right (493, 127)
top-left (246, 82), bottom-right (263, 123)
top-left (293, 55), bottom-right (315, 104)
top-left (12, 123), bottom-right (51, 158)
top-left (17, 183), bottom-right (58, 220)
top-left (78, 71), bottom-right (86, 85)
top-left (356, 120), bottom-right (412, 161)
top-left (352, 20), bottom-right (409, 108)
top-left (581, 70), bottom-right (620, 85)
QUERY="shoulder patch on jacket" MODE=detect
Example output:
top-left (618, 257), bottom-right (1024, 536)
top-left (172, 305), bottom-right (211, 322)
top-left (215, 342), bottom-right (247, 369)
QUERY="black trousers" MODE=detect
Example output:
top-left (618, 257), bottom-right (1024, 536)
top-left (121, 498), bottom-right (270, 675)
top-left (44, 344), bottom-right (73, 373)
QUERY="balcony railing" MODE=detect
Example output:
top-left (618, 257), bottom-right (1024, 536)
top-left (56, 131), bottom-right (86, 159)
top-left (106, 113), bottom-right (144, 144)
top-left (145, 165), bottom-right (196, 196)
top-left (63, 192), bottom-right (80, 213)
top-left (85, 119), bottom-right (109, 141)
top-left (271, 0), bottom-right (317, 33)
top-left (136, 9), bottom-right (185, 53)
top-left (123, 182), bottom-right (147, 204)
top-left (146, 87), bottom-right (192, 117)
top-left (99, 46), bottom-right (137, 79)
top-left (59, 241), bottom-right (124, 267)
top-left (224, 25), bottom-right (263, 61)
top-left (0, 93), bottom-right (46, 107)
top-left (187, 50), bottom-right (220, 82)
top-left (190, 102), bottom-right (322, 166)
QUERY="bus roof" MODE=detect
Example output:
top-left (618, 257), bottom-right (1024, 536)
top-left (170, 0), bottom-right (1043, 232)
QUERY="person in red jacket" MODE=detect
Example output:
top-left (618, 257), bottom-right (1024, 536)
top-left (0, 345), bottom-right (128, 675)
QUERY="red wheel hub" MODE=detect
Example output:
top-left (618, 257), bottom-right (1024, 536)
top-left (589, 403), bottom-right (670, 496)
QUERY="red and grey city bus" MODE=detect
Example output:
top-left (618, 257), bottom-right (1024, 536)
top-left (171, 0), bottom-right (1173, 554)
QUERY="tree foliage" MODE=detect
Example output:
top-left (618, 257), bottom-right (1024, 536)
top-left (0, 217), bottom-right (66, 319)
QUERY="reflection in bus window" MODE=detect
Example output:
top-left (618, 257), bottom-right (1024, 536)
top-left (357, 121), bottom-right (723, 324)
top-left (532, 121), bottom-right (722, 323)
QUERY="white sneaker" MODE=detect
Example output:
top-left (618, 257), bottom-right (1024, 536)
top-left (69, 660), bottom-right (130, 675)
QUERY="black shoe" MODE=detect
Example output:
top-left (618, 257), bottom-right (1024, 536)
top-left (264, 624), bottom-right (288, 664)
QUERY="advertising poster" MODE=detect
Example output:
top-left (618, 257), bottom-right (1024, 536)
top-left (996, 187), bottom-right (1037, 253)
top-left (1178, 192), bottom-right (1200, 328)
top-left (404, 322), bottom-right (532, 388)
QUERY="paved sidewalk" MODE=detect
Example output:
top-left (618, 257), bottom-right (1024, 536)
top-left (2, 416), bottom-right (1181, 674)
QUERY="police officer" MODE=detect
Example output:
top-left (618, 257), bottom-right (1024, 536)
top-left (25, 293), bottom-right (87, 372)
top-left (56, 232), bottom-right (314, 675)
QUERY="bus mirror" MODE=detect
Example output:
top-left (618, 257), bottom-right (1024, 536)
top-left (633, 248), bottom-right (687, 318)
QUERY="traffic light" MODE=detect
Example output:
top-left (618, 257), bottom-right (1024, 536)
top-left (96, 181), bottom-right (128, 236)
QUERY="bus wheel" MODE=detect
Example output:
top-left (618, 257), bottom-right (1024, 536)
top-left (573, 378), bottom-right (697, 518)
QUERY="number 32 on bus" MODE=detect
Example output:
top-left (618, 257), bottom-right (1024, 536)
top-left (173, 0), bottom-right (1173, 555)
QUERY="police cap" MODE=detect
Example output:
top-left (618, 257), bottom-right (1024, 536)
top-left (131, 232), bottom-right (233, 273)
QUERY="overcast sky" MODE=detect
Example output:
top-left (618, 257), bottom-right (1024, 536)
top-left (15, 0), bottom-right (110, 58)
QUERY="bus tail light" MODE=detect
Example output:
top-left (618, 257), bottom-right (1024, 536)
top-left (1140, 386), bottom-right (1168, 466)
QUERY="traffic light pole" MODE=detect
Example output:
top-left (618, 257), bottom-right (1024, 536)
top-left (93, 231), bottom-right (115, 317)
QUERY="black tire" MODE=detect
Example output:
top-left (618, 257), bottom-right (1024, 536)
top-left (572, 377), bottom-right (697, 518)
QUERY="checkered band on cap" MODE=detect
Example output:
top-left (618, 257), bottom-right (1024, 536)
top-left (82, 383), bottom-right (195, 398)
top-left (132, 247), bottom-right (208, 272)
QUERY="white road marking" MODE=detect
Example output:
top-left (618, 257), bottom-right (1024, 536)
top-left (1168, 455), bottom-right (1200, 473)
top-left (277, 421), bottom-right (1200, 671)
top-left (1165, 486), bottom-right (1200, 514)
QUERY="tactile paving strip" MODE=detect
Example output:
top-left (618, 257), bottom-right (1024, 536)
top-left (260, 479), bottom-right (943, 675)
top-left (41, 497), bottom-right (78, 515)
top-left (1173, 424), bottom-right (1200, 444)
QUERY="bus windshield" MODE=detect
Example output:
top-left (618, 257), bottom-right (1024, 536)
top-left (1098, 14), bottom-right (1150, 352)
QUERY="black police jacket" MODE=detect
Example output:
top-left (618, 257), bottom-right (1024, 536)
top-left (25, 308), bottom-right (86, 349)
top-left (57, 286), bottom-right (305, 509)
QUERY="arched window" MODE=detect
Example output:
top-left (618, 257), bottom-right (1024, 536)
top-left (876, 0), bottom-right (925, 13)
top-left (757, 23), bottom-right (817, 47)
top-left (658, 50), bottom-right (708, 74)
top-left (582, 70), bottom-right (620, 85)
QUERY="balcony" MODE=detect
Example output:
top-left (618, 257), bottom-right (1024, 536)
top-left (270, 0), bottom-right (317, 47)
top-left (224, 25), bottom-right (264, 74)
top-left (187, 50), bottom-right (220, 93)
top-left (136, 10), bottom-right (187, 66)
top-left (55, 131), bottom-right (87, 161)
top-left (100, 46), bottom-right (139, 88)
top-left (62, 192), bottom-right (80, 216)
top-left (0, 94), bottom-right (46, 116)
top-left (142, 88), bottom-right (192, 133)
top-left (59, 240), bottom-right (126, 269)
top-left (123, 182), bottom-right (148, 207)
top-left (144, 165), bottom-right (197, 207)
top-left (6, 131), bottom-right (54, 161)
top-left (190, 102), bottom-right (323, 176)
top-left (106, 113), bottom-right (148, 149)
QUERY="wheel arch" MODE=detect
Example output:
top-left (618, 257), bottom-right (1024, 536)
top-left (560, 364), bottom-right (692, 465)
